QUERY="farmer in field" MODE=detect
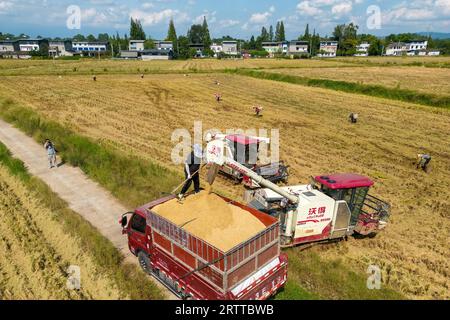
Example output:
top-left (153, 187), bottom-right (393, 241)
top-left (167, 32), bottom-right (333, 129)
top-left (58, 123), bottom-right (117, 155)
top-left (417, 154), bottom-right (431, 172)
top-left (44, 139), bottom-right (57, 169)
top-left (179, 144), bottom-right (203, 200)
top-left (349, 112), bottom-right (358, 123)
top-left (253, 105), bottom-right (263, 116)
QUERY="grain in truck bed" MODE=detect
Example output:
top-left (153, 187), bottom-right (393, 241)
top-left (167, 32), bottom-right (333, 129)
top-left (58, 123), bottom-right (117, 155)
top-left (151, 191), bottom-right (266, 252)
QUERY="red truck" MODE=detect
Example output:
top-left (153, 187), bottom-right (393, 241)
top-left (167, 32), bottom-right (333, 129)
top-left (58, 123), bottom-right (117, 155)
top-left (120, 194), bottom-right (288, 300)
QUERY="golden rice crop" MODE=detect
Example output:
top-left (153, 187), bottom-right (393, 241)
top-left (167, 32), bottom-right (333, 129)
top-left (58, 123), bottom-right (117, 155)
top-left (0, 68), bottom-right (448, 299)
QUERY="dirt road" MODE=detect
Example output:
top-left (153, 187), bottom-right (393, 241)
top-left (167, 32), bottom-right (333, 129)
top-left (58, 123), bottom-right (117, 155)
top-left (0, 119), bottom-right (176, 300)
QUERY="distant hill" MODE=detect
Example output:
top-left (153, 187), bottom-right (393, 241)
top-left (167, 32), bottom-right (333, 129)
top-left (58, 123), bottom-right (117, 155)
top-left (417, 32), bottom-right (450, 39)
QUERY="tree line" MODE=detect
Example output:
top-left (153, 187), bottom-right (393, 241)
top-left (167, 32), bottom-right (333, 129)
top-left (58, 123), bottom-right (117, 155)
top-left (2, 18), bottom-right (450, 58)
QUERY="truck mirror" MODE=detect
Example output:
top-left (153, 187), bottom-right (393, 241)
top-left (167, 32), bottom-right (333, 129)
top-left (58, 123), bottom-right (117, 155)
top-left (120, 216), bottom-right (128, 228)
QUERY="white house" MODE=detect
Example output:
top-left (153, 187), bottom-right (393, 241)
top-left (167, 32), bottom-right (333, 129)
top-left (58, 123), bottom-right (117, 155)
top-left (262, 41), bottom-right (288, 57)
top-left (288, 40), bottom-right (309, 55)
top-left (318, 41), bottom-right (338, 57)
top-left (354, 42), bottom-right (370, 57)
top-left (154, 41), bottom-right (173, 50)
top-left (72, 41), bottom-right (108, 56)
top-left (49, 40), bottom-right (75, 57)
top-left (385, 42), bottom-right (407, 56)
top-left (210, 43), bottom-right (223, 56)
top-left (129, 40), bottom-right (145, 51)
top-left (222, 41), bottom-right (238, 55)
top-left (141, 49), bottom-right (173, 60)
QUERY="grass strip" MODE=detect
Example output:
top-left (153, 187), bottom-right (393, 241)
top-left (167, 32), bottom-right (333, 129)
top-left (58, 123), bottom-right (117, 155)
top-left (225, 69), bottom-right (450, 109)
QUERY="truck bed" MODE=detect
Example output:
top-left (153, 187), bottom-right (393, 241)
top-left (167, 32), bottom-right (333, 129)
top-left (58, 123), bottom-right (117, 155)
top-left (142, 193), bottom-right (281, 295)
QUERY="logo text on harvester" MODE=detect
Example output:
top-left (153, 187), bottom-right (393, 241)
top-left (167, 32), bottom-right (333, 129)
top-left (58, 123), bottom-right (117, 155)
top-left (174, 304), bottom-right (274, 318)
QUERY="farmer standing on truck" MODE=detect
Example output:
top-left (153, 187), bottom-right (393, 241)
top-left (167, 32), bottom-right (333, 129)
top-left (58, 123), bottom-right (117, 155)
top-left (44, 139), bottom-right (57, 169)
top-left (178, 144), bottom-right (203, 200)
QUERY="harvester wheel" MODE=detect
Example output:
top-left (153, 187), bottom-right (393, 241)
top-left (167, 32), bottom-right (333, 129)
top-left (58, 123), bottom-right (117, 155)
top-left (138, 251), bottom-right (152, 275)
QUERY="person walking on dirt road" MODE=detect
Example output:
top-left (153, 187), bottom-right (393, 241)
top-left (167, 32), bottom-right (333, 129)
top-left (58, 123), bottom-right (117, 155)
top-left (44, 139), bottom-right (57, 169)
top-left (179, 144), bottom-right (203, 199)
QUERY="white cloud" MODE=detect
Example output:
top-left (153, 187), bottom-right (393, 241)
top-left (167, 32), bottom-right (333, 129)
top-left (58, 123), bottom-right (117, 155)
top-left (193, 10), bottom-right (217, 24)
top-left (331, 1), bottom-right (352, 16)
top-left (249, 11), bottom-right (271, 24)
top-left (435, 0), bottom-right (450, 15)
top-left (0, 1), bottom-right (14, 14)
top-left (130, 8), bottom-right (189, 26)
top-left (297, 1), bottom-right (323, 16)
top-left (269, 5), bottom-right (276, 13)
top-left (142, 2), bottom-right (154, 9)
top-left (220, 19), bottom-right (240, 28)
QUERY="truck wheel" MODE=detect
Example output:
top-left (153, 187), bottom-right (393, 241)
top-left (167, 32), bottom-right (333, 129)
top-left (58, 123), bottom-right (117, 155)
top-left (368, 232), bottom-right (378, 239)
top-left (138, 251), bottom-right (151, 275)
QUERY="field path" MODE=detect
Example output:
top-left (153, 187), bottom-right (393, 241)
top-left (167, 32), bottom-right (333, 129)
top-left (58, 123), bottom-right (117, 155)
top-left (0, 118), bottom-right (176, 300)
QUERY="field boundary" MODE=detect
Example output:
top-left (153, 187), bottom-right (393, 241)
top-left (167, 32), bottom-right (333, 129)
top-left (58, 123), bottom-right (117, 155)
top-left (0, 141), bottom-right (165, 300)
top-left (225, 69), bottom-right (450, 109)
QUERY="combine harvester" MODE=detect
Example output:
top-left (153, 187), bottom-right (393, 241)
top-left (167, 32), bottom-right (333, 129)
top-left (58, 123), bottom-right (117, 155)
top-left (205, 136), bottom-right (391, 248)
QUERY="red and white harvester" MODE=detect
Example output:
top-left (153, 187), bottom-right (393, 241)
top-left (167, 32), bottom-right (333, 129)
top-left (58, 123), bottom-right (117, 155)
top-left (206, 136), bottom-right (390, 247)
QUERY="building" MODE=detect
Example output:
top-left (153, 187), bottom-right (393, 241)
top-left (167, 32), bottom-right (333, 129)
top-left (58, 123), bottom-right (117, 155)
top-left (318, 41), bottom-right (338, 58)
top-left (222, 40), bottom-right (238, 55)
top-left (141, 49), bottom-right (173, 60)
top-left (129, 40), bottom-right (145, 51)
top-left (386, 40), bottom-right (429, 56)
top-left (262, 41), bottom-right (288, 57)
top-left (354, 42), bottom-right (370, 57)
top-left (154, 41), bottom-right (173, 50)
top-left (0, 40), bottom-right (19, 53)
top-left (406, 40), bottom-right (428, 55)
top-left (210, 43), bottom-right (223, 57)
top-left (189, 44), bottom-right (204, 58)
top-left (288, 40), bottom-right (309, 55)
top-left (385, 42), bottom-right (406, 56)
top-left (49, 40), bottom-right (75, 57)
top-left (72, 41), bottom-right (109, 56)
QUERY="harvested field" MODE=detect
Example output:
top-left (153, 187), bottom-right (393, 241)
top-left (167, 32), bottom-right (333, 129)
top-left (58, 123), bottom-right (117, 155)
top-left (0, 164), bottom-right (122, 299)
top-left (334, 56), bottom-right (450, 68)
top-left (0, 58), bottom-right (347, 76)
top-left (0, 58), bottom-right (448, 299)
top-left (268, 66), bottom-right (450, 97)
top-left (152, 191), bottom-right (265, 251)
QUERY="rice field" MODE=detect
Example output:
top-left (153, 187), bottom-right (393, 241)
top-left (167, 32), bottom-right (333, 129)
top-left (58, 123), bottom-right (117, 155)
top-left (0, 58), bottom-right (348, 76)
top-left (0, 163), bottom-right (124, 299)
top-left (0, 67), bottom-right (448, 299)
top-left (268, 66), bottom-right (450, 97)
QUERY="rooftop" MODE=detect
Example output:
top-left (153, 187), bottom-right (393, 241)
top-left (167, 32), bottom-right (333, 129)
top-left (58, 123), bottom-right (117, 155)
top-left (315, 173), bottom-right (374, 189)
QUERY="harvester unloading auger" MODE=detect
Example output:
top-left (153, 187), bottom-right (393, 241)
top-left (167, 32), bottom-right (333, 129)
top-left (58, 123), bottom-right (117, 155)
top-left (205, 135), bottom-right (391, 248)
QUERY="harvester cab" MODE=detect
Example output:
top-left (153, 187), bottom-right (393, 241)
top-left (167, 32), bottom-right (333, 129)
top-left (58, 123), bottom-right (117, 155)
top-left (312, 174), bottom-right (391, 236)
top-left (218, 134), bottom-right (289, 187)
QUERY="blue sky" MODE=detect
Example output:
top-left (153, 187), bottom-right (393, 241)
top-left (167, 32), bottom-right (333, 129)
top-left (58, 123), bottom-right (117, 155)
top-left (0, 0), bottom-right (449, 39)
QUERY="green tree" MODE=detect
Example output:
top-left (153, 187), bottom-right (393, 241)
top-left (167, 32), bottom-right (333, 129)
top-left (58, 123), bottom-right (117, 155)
top-left (130, 18), bottom-right (146, 40)
top-left (177, 35), bottom-right (190, 59)
top-left (98, 33), bottom-right (109, 42)
top-left (87, 34), bottom-right (97, 42)
top-left (333, 23), bottom-right (359, 55)
top-left (188, 24), bottom-right (204, 44)
top-left (202, 16), bottom-right (212, 48)
top-left (73, 34), bottom-right (86, 41)
top-left (278, 21), bottom-right (286, 41)
top-left (144, 38), bottom-right (155, 49)
top-left (166, 18), bottom-right (178, 53)
top-left (269, 25), bottom-right (274, 41)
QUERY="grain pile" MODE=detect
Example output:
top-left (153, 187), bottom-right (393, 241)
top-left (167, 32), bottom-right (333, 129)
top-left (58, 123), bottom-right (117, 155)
top-left (152, 191), bottom-right (266, 251)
